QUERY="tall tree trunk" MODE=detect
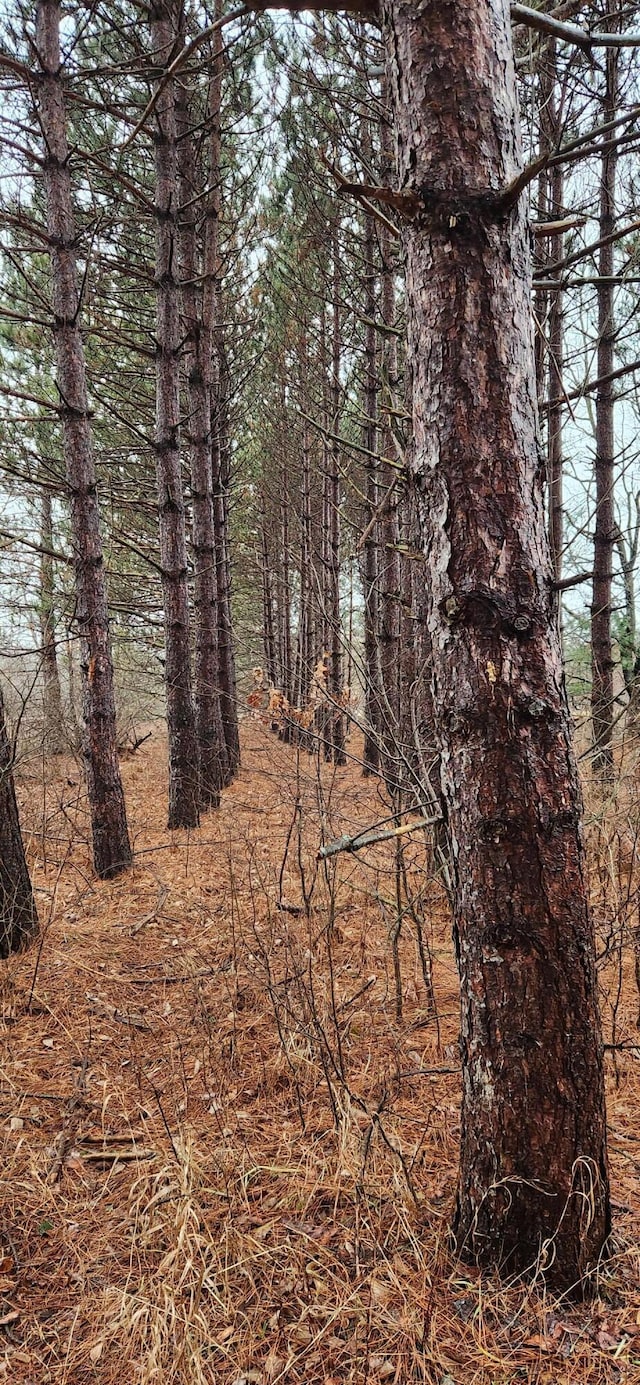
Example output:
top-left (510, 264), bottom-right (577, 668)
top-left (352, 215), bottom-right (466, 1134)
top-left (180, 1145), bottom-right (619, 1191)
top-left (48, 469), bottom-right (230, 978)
top-left (204, 2), bottom-right (240, 777)
top-left (591, 20), bottom-right (618, 777)
top-left (378, 101), bottom-right (402, 785)
top-left (542, 41), bottom-right (565, 602)
top-left (212, 360), bottom-right (241, 774)
top-left (384, 0), bottom-right (609, 1287)
top-left (39, 487), bottom-right (65, 754)
top-left (176, 72), bottom-right (225, 810)
top-left (0, 680), bottom-right (39, 958)
top-left (35, 0), bottom-right (131, 879)
top-left (151, 1), bottom-right (200, 829)
top-left (279, 444), bottom-right (293, 707)
top-left (260, 506), bottom-right (279, 689)
top-left (615, 500), bottom-right (640, 721)
top-left (361, 201), bottom-right (382, 775)
top-left (327, 227), bottom-right (346, 764)
top-left (294, 415), bottom-right (314, 713)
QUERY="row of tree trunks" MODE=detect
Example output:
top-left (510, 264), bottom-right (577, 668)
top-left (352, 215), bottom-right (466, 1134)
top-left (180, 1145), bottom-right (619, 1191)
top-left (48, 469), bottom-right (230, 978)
top-left (382, 0), bottom-right (610, 1287)
top-left (35, 0), bottom-right (132, 878)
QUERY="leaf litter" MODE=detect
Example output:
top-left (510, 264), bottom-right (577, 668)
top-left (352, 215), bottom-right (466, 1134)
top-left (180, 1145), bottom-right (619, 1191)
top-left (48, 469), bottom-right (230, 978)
top-left (0, 721), bottom-right (639, 1383)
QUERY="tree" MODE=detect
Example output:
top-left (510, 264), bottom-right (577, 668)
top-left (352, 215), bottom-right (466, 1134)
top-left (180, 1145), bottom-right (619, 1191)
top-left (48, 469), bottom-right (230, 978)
top-left (382, 0), bottom-right (609, 1286)
top-left (0, 678), bottom-right (38, 958)
top-left (35, 0), bottom-right (132, 879)
top-left (248, 0), bottom-right (611, 1285)
top-left (176, 57), bottom-right (226, 809)
top-left (591, 5), bottom-right (619, 775)
top-left (151, 0), bottom-right (200, 828)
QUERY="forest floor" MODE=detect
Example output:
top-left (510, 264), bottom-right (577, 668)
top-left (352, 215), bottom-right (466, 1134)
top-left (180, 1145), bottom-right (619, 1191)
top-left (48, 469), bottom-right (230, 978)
top-left (2, 719), bottom-right (640, 1385)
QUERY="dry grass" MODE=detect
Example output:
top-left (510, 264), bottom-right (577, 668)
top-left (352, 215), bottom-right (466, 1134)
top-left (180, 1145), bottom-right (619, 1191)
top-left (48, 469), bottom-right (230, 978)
top-left (1, 721), bottom-right (640, 1384)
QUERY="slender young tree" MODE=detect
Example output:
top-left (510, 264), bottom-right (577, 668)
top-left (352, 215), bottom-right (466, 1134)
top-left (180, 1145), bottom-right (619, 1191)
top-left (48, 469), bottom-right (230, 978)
top-left (591, 12), bottom-right (618, 775)
top-left (540, 40), bottom-right (565, 600)
top-left (151, 0), bottom-right (200, 828)
top-left (35, 0), bottom-right (132, 879)
top-left (176, 69), bottom-right (226, 810)
top-left (326, 225), bottom-right (346, 763)
top-left (361, 197), bottom-right (382, 775)
top-left (206, 10), bottom-right (240, 778)
top-left (0, 680), bottom-right (39, 958)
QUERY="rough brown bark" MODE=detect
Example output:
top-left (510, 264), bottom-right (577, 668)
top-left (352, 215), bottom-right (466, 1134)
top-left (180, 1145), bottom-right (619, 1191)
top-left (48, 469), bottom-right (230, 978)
top-left (176, 71), bottom-right (225, 811)
top-left (0, 680), bottom-right (39, 958)
top-left (591, 21), bottom-right (618, 777)
top-left (151, 0), bottom-right (200, 829)
top-left (383, 0), bottom-right (610, 1287)
top-left (35, 0), bottom-right (132, 879)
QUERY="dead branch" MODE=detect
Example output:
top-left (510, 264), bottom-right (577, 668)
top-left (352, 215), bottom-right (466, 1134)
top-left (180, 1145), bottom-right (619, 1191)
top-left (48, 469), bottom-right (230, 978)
top-left (318, 815), bottom-right (441, 861)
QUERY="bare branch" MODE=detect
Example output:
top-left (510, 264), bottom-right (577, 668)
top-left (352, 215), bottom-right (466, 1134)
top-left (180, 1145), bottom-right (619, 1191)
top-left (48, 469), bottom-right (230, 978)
top-left (511, 3), bottom-right (640, 47)
top-left (318, 815), bottom-right (441, 861)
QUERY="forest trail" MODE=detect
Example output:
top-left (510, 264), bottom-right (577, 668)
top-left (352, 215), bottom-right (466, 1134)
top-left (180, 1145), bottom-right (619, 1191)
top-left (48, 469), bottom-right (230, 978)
top-left (2, 723), bottom-right (640, 1384)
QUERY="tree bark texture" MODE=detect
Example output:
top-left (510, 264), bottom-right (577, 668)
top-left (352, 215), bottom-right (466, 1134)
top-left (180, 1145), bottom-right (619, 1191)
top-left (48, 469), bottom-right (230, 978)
top-left (151, 0), bottom-right (200, 829)
top-left (591, 24), bottom-right (618, 776)
top-left (0, 681), bottom-right (39, 958)
top-left (176, 72), bottom-right (225, 810)
top-left (383, 0), bottom-right (610, 1287)
top-left (35, 0), bottom-right (132, 879)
